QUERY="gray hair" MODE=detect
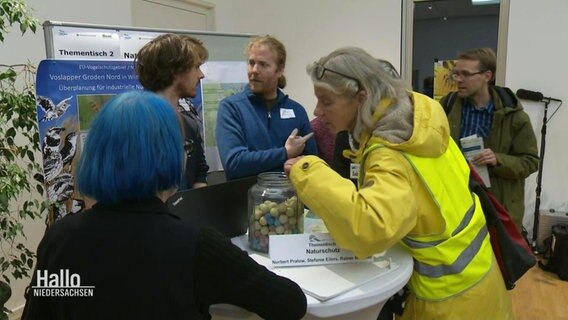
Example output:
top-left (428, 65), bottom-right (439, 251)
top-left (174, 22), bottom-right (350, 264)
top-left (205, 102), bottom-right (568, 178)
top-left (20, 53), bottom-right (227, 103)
top-left (306, 47), bottom-right (410, 142)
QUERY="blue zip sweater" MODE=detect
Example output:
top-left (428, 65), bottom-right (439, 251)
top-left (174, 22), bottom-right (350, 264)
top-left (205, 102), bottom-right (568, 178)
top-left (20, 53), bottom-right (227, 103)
top-left (216, 85), bottom-right (317, 180)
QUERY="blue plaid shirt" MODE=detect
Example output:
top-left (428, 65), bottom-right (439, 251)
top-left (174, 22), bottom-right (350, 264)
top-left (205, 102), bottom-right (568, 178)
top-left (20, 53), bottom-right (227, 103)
top-left (460, 100), bottom-right (494, 138)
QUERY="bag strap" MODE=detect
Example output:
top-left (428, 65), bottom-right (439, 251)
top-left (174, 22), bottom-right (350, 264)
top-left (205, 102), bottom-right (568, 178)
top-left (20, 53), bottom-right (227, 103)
top-left (440, 91), bottom-right (457, 115)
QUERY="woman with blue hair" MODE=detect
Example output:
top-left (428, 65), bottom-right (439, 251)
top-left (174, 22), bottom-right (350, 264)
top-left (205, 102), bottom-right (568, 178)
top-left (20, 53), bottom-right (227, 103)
top-left (23, 91), bottom-right (306, 320)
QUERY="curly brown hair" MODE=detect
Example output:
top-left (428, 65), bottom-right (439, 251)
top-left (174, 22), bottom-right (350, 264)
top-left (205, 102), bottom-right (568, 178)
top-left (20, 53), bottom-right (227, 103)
top-left (135, 34), bottom-right (208, 92)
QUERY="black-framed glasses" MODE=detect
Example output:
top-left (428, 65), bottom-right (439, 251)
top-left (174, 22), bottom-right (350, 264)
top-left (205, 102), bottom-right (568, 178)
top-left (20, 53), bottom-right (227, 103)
top-left (314, 62), bottom-right (362, 91)
top-left (450, 70), bottom-right (488, 81)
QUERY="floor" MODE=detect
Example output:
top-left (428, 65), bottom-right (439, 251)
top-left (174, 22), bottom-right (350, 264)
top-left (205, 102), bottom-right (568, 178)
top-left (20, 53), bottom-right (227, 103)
top-left (511, 256), bottom-right (568, 319)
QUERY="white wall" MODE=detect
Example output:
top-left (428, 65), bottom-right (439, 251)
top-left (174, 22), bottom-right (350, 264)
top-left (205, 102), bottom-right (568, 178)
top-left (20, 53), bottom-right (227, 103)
top-left (0, 0), bottom-right (132, 65)
top-left (506, 0), bottom-right (568, 238)
top-left (209, 0), bottom-right (403, 118)
top-left (0, 0), bottom-right (132, 311)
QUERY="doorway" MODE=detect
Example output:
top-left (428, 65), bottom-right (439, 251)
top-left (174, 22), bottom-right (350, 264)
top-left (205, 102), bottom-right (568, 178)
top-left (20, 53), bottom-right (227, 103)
top-left (402, 0), bottom-right (509, 94)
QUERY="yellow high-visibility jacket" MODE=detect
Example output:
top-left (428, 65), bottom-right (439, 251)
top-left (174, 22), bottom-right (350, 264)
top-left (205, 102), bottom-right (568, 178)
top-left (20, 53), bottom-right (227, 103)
top-left (290, 92), bottom-right (513, 319)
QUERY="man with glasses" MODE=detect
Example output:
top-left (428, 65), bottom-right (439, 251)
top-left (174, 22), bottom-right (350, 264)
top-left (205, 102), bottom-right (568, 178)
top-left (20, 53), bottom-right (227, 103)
top-left (216, 35), bottom-right (317, 180)
top-left (440, 47), bottom-right (538, 232)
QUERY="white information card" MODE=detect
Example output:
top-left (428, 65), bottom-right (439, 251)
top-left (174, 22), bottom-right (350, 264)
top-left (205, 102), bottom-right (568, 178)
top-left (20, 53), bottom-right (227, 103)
top-left (269, 233), bottom-right (371, 267)
top-left (460, 134), bottom-right (491, 187)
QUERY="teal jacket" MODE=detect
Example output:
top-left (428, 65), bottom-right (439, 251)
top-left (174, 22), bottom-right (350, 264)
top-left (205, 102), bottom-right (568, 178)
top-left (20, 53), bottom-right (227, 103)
top-left (440, 86), bottom-right (539, 230)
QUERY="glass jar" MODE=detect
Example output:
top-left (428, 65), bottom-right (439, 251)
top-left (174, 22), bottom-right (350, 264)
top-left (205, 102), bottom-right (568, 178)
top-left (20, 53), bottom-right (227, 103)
top-left (304, 209), bottom-right (328, 233)
top-left (248, 172), bottom-right (303, 253)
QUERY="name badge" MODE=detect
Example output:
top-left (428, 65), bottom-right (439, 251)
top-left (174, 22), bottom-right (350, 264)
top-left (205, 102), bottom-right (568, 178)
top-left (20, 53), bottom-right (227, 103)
top-left (269, 233), bottom-right (368, 267)
top-left (350, 163), bottom-right (360, 179)
top-left (280, 108), bottom-right (296, 119)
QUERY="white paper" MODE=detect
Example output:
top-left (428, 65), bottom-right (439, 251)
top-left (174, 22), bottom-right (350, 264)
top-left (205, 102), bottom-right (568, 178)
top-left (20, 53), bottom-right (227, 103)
top-left (52, 27), bottom-right (120, 60)
top-left (119, 31), bottom-right (161, 60)
top-left (460, 134), bottom-right (491, 187)
top-left (280, 108), bottom-right (296, 119)
top-left (250, 253), bottom-right (397, 302)
top-left (304, 212), bottom-right (328, 234)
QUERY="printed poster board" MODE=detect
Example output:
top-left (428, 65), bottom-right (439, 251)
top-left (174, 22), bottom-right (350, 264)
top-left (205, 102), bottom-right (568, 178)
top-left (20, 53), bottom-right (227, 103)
top-left (38, 21), bottom-right (252, 223)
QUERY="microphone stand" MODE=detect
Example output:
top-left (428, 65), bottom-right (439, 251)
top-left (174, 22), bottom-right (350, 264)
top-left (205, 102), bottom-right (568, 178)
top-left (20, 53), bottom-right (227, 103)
top-left (532, 98), bottom-right (550, 253)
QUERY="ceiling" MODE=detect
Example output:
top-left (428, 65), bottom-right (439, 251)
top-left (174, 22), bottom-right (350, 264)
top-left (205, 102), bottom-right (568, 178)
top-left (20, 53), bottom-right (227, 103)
top-left (414, 0), bottom-right (500, 21)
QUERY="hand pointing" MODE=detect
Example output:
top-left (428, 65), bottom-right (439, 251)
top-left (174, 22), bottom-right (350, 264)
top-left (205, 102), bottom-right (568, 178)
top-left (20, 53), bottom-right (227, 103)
top-left (285, 128), bottom-right (314, 159)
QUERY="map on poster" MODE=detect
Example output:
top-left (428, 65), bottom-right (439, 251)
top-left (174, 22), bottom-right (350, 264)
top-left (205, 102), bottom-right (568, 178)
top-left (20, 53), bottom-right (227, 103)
top-left (200, 61), bottom-right (248, 170)
top-left (202, 83), bottom-right (246, 147)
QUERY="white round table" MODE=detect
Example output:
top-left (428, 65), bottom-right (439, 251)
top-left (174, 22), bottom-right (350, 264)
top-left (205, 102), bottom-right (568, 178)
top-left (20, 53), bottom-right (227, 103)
top-left (210, 235), bottom-right (413, 319)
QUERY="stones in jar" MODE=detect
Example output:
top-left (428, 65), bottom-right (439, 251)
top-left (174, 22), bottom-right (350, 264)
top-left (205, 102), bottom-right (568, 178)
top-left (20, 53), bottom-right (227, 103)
top-left (249, 196), bottom-right (302, 252)
top-left (248, 172), bottom-right (303, 253)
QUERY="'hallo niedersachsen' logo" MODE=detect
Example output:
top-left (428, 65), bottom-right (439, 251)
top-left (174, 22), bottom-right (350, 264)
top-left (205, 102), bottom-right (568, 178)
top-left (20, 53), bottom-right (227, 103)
top-left (31, 269), bottom-right (95, 297)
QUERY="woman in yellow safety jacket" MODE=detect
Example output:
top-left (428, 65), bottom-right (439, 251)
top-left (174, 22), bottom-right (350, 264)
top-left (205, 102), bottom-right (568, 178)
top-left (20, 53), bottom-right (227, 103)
top-left (284, 47), bottom-right (513, 319)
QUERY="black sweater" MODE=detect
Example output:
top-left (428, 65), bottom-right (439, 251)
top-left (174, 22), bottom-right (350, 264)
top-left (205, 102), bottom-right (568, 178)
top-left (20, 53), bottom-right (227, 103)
top-left (22, 199), bottom-right (306, 319)
top-left (179, 106), bottom-right (209, 189)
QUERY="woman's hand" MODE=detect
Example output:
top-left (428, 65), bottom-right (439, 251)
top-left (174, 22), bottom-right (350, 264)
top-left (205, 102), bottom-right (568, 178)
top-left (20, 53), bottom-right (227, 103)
top-left (284, 156), bottom-right (303, 176)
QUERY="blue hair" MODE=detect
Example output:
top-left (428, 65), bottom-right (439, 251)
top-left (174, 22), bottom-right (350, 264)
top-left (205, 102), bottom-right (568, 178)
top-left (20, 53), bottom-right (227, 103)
top-left (77, 91), bottom-right (184, 205)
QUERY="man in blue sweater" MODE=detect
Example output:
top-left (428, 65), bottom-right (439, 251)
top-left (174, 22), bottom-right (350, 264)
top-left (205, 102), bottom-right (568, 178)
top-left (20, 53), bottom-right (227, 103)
top-left (216, 35), bottom-right (317, 180)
